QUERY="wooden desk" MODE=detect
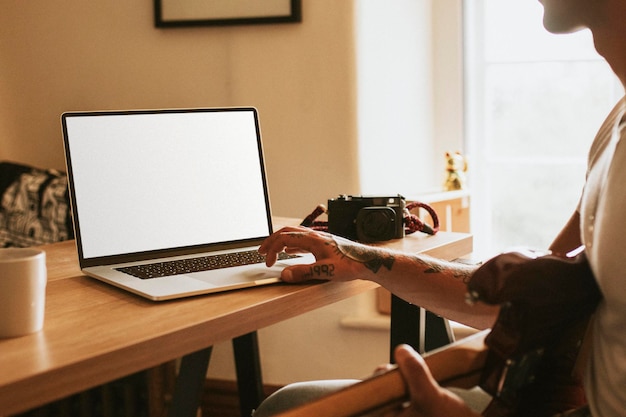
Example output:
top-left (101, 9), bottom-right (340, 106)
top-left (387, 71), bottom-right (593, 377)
top-left (0, 218), bottom-right (471, 416)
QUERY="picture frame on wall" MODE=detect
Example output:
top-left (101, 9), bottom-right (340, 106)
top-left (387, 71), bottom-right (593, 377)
top-left (154, 0), bottom-right (302, 27)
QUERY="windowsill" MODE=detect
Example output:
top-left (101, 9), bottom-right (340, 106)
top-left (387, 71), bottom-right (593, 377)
top-left (340, 313), bottom-right (479, 340)
top-left (340, 311), bottom-right (391, 331)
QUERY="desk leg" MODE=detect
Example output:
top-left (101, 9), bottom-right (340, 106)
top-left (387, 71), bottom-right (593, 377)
top-left (389, 295), bottom-right (453, 360)
top-left (233, 331), bottom-right (265, 417)
top-left (423, 309), bottom-right (454, 352)
top-left (168, 346), bottom-right (213, 417)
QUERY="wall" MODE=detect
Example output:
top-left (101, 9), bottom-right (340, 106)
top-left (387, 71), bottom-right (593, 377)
top-left (357, 0), bottom-right (436, 194)
top-left (0, 0), bottom-right (359, 219)
top-left (1, 0), bottom-right (465, 385)
top-left (357, 0), bottom-right (464, 196)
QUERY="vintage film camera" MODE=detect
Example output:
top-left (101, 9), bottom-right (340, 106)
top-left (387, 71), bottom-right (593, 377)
top-left (327, 195), bottom-right (405, 242)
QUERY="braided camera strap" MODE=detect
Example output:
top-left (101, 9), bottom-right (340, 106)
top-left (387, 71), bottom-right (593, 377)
top-left (299, 201), bottom-right (439, 236)
top-left (405, 201), bottom-right (439, 235)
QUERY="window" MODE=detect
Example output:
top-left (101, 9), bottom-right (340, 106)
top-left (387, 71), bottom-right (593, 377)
top-left (464, 0), bottom-right (621, 257)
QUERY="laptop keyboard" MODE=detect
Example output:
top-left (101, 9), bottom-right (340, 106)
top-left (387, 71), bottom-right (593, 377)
top-left (116, 250), bottom-right (298, 280)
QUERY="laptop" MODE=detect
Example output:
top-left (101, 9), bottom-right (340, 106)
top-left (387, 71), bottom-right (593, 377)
top-left (61, 107), bottom-right (314, 301)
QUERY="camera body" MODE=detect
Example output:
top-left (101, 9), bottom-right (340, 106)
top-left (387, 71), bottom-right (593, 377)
top-left (327, 195), bottom-right (405, 242)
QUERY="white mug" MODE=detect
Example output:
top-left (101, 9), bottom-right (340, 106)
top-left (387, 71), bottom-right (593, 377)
top-left (0, 248), bottom-right (47, 338)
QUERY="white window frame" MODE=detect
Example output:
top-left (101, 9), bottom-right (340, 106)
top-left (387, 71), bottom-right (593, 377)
top-left (463, 0), bottom-right (621, 257)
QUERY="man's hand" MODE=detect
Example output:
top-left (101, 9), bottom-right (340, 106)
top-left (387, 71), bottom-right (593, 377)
top-left (390, 345), bottom-right (480, 417)
top-left (258, 226), bottom-right (396, 283)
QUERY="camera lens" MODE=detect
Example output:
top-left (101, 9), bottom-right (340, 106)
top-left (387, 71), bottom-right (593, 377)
top-left (356, 207), bottom-right (397, 242)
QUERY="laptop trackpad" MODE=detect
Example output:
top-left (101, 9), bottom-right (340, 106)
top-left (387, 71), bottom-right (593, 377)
top-left (188, 265), bottom-right (284, 286)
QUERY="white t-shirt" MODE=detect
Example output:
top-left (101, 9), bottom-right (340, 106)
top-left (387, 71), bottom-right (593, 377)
top-left (580, 97), bottom-right (626, 417)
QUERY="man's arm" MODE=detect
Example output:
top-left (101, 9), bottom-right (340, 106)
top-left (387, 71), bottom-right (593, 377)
top-left (549, 211), bottom-right (582, 257)
top-left (259, 226), bottom-right (498, 330)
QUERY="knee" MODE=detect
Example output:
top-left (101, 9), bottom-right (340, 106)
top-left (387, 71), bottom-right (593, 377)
top-left (253, 380), bottom-right (359, 417)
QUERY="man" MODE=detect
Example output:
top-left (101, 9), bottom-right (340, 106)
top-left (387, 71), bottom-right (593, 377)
top-left (257, 1), bottom-right (626, 415)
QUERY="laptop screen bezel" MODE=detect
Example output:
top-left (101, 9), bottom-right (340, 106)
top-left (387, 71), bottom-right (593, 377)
top-left (61, 107), bottom-right (274, 268)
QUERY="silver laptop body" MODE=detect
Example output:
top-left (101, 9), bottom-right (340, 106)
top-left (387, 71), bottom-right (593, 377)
top-left (62, 107), bottom-right (312, 301)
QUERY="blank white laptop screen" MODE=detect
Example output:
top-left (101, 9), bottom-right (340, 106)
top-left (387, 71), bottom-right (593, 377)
top-left (63, 108), bottom-right (271, 261)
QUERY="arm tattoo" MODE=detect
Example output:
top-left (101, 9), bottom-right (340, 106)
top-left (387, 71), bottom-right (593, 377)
top-left (421, 257), bottom-right (473, 284)
top-left (331, 236), bottom-right (395, 273)
top-left (455, 269), bottom-right (473, 284)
